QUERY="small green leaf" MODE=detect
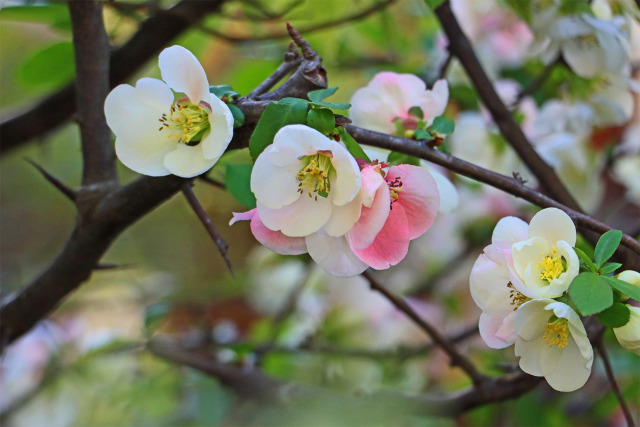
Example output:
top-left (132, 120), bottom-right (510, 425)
top-left (569, 272), bottom-right (614, 315)
top-left (225, 164), bottom-right (256, 209)
top-left (0, 5), bottom-right (71, 30)
top-left (388, 151), bottom-right (421, 166)
top-left (597, 303), bottom-right (631, 328)
top-left (574, 246), bottom-right (596, 272)
top-left (17, 42), bottom-right (75, 92)
top-left (249, 100), bottom-right (308, 161)
top-left (209, 85), bottom-right (240, 99)
top-left (308, 87), bottom-right (338, 103)
top-left (408, 106), bottom-right (424, 119)
top-left (599, 262), bottom-right (622, 276)
top-left (504, 0), bottom-right (532, 23)
top-left (604, 276), bottom-right (640, 303)
top-left (594, 229), bottom-right (622, 267)
top-left (307, 108), bottom-right (335, 135)
top-left (414, 129), bottom-right (434, 141)
top-left (310, 101), bottom-right (351, 110)
top-left (430, 116), bottom-right (455, 135)
top-left (338, 127), bottom-right (370, 162)
top-left (227, 104), bottom-right (245, 128)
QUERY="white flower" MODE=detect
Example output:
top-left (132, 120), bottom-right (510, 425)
top-left (614, 306), bottom-right (640, 355)
top-left (511, 208), bottom-right (580, 298)
top-left (350, 72), bottom-right (448, 135)
top-left (613, 125), bottom-right (640, 203)
top-left (514, 299), bottom-right (593, 392)
top-left (104, 45), bottom-right (234, 178)
top-left (251, 125), bottom-right (361, 237)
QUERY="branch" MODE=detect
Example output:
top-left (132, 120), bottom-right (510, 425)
top-left (26, 159), bottom-right (77, 203)
top-left (595, 341), bottom-right (637, 427)
top-left (362, 270), bottom-right (485, 385)
top-left (181, 182), bottom-right (234, 275)
top-left (69, 0), bottom-right (117, 186)
top-left (511, 58), bottom-right (564, 108)
top-left (199, 0), bottom-right (397, 42)
top-left (433, 1), bottom-right (581, 212)
top-left (247, 43), bottom-right (301, 98)
top-left (346, 125), bottom-right (640, 260)
top-left (0, 0), bottom-right (226, 154)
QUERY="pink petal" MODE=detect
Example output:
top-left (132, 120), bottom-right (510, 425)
top-left (351, 204), bottom-right (411, 270)
top-left (229, 209), bottom-right (307, 255)
top-left (347, 173), bottom-right (390, 250)
top-left (387, 165), bottom-right (440, 240)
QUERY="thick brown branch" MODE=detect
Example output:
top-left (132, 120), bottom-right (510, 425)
top-left (69, 0), bottom-right (117, 185)
top-left (346, 125), bottom-right (640, 260)
top-left (433, 1), bottom-right (581, 212)
top-left (0, 0), bottom-right (225, 153)
top-left (362, 270), bottom-right (485, 385)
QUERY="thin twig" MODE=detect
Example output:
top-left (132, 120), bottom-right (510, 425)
top-left (361, 270), bottom-right (485, 385)
top-left (438, 51), bottom-right (453, 80)
top-left (596, 341), bottom-right (637, 427)
top-left (199, 0), bottom-right (396, 42)
top-left (247, 44), bottom-right (302, 98)
top-left (511, 58), bottom-right (562, 108)
top-left (26, 159), bottom-right (77, 203)
top-left (197, 174), bottom-right (226, 189)
top-left (181, 182), bottom-right (234, 275)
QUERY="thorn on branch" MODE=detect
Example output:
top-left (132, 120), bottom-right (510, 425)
top-left (181, 182), bottom-right (234, 276)
top-left (26, 158), bottom-right (77, 203)
top-left (197, 175), bottom-right (226, 189)
top-left (335, 115), bottom-right (352, 127)
top-left (512, 171), bottom-right (527, 185)
top-left (286, 22), bottom-right (316, 60)
top-left (94, 263), bottom-right (135, 270)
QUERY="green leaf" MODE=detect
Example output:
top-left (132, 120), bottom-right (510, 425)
top-left (309, 101), bottom-right (351, 110)
top-left (424, 0), bottom-right (445, 10)
top-left (225, 164), bottom-right (256, 209)
top-left (597, 303), bottom-right (631, 328)
top-left (144, 301), bottom-right (172, 332)
top-left (209, 85), bottom-right (240, 99)
top-left (594, 230), bottom-right (622, 267)
top-left (249, 100), bottom-right (308, 161)
top-left (0, 5), bottom-right (71, 30)
top-left (408, 106), bottom-right (424, 119)
top-left (604, 276), bottom-right (640, 303)
top-left (599, 262), bottom-right (622, 276)
top-left (227, 104), bottom-right (245, 128)
top-left (430, 116), bottom-right (455, 135)
top-left (574, 246), bottom-right (596, 272)
top-left (338, 127), bottom-right (370, 162)
top-left (504, 0), bottom-right (532, 23)
top-left (414, 129), bottom-right (434, 141)
top-left (16, 42), bottom-right (75, 92)
top-left (307, 108), bottom-right (335, 135)
top-left (308, 87), bottom-right (338, 103)
top-left (569, 272), bottom-right (614, 315)
top-left (388, 151), bottom-right (421, 166)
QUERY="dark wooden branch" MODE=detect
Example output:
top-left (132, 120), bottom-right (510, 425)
top-left (433, 1), bottom-right (582, 212)
top-left (345, 125), bottom-right (640, 260)
top-left (247, 43), bottom-right (301, 98)
top-left (0, 0), bottom-right (226, 154)
top-left (69, 0), bottom-right (117, 185)
top-left (362, 271), bottom-right (485, 385)
top-left (596, 341), bottom-right (637, 427)
top-left (181, 182), bottom-right (234, 275)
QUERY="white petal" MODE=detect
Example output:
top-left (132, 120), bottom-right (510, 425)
top-left (512, 236), bottom-right (550, 284)
top-left (421, 79), bottom-right (449, 125)
top-left (328, 140), bottom-right (361, 206)
top-left (323, 195), bottom-right (362, 237)
top-left (562, 38), bottom-right (604, 78)
top-left (542, 337), bottom-right (592, 392)
top-left (257, 195), bottom-right (332, 237)
top-left (479, 311), bottom-right (516, 349)
top-left (201, 94), bottom-right (234, 160)
top-left (273, 125), bottom-right (334, 159)
top-left (306, 231), bottom-right (369, 277)
top-left (514, 299), bottom-right (555, 340)
top-left (159, 45), bottom-right (209, 104)
top-left (421, 164), bottom-right (458, 213)
top-left (163, 143), bottom-right (217, 178)
top-left (492, 216), bottom-right (529, 245)
top-left (469, 252), bottom-right (511, 312)
top-left (528, 208), bottom-right (576, 245)
top-left (515, 336), bottom-right (544, 376)
top-left (250, 144), bottom-right (302, 209)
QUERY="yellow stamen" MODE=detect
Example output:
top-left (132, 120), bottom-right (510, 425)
top-left (159, 99), bottom-right (210, 146)
top-left (507, 282), bottom-right (529, 310)
top-left (296, 152), bottom-right (333, 199)
top-left (543, 318), bottom-right (569, 349)
top-left (537, 246), bottom-right (565, 282)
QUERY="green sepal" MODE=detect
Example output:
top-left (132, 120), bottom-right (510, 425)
top-left (210, 85), bottom-right (240, 100)
top-left (227, 104), bottom-right (245, 128)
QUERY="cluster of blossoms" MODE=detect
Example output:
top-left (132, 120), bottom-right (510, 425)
top-left (470, 208), bottom-right (640, 392)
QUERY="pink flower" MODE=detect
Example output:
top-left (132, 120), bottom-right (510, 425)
top-left (232, 163), bottom-right (440, 277)
top-left (350, 72), bottom-right (448, 135)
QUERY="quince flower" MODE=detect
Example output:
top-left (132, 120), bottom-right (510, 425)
top-left (251, 125), bottom-right (361, 238)
top-left (469, 208), bottom-right (579, 348)
top-left (104, 45), bottom-right (234, 178)
top-left (514, 299), bottom-right (593, 392)
top-left (350, 72), bottom-right (448, 135)
top-left (613, 270), bottom-right (640, 355)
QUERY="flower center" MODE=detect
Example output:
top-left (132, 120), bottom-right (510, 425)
top-left (537, 247), bottom-right (566, 282)
top-left (543, 317), bottom-right (569, 349)
top-left (387, 176), bottom-right (403, 208)
top-left (159, 99), bottom-right (211, 146)
top-left (297, 152), bottom-right (334, 200)
top-left (507, 282), bottom-right (529, 310)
